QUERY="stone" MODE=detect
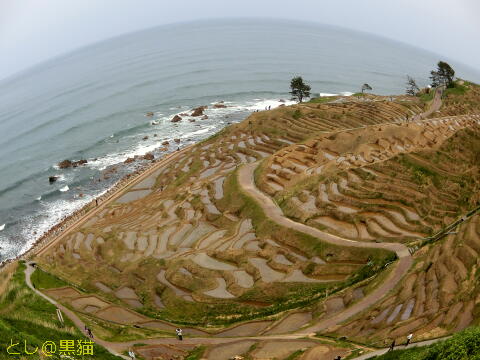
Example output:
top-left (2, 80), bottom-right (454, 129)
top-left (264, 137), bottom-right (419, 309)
top-left (191, 106), bottom-right (207, 117)
top-left (58, 160), bottom-right (73, 169)
top-left (143, 153), bottom-right (154, 161)
top-left (171, 115), bottom-right (182, 123)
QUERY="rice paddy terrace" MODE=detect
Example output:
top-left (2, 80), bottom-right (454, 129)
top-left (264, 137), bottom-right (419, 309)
top-left (28, 83), bottom-right (480, 359)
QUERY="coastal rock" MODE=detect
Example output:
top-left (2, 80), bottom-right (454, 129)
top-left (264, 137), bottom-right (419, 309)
top-left (179, 113), bottom-right (189, 116)
top-left (143, 153), bottom-right (155, 161)
top-left (171, 115), bottom-right (182, 123)
top-left (279, 104), bottom-right (286, 107)
top-left (58, 159), bottom-right (88, 168)
top-left (189, 119), bottom-right (196, 122)
top-left (49, 176), bottom-right (58, 183)
top-left (146, 112), bottom-right (154, 117)
top-left (124, 157), bottom-right (135, 164)
top-left (142, 136), bottom-right (149, 140)
top-left (279, 99), bottom-right (286, 103)
top-left (162, 140), bottom-right (169, 145)
top-left (58, 160), bottom-right (73, 169)
top-left (201, 115), bottom-right (209, 120)
top-left (73, 159), bottom-right (88, 167)
top-left (191, 106), bottom-right (207, 117)
top-left (174, 138), bottom-right (180, 143)
top-left (160, 146), bottom-right (168, 151)
top-left (213, 103), bottom-right (227, 108)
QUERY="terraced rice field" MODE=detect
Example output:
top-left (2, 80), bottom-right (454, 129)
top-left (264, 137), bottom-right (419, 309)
top-left (270, 119), bottom-right (480, 243)
top-left (33, 91), bottom-right (480, 347)
top-left (332, 213), bottom-right (480, 345)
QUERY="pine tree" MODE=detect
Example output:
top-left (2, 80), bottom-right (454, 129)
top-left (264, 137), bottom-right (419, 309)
top-left (290, 76), bottom-right (311, 103)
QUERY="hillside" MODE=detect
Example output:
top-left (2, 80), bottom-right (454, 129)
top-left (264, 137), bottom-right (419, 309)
top-left (0, 81), bottom-right (478, 359)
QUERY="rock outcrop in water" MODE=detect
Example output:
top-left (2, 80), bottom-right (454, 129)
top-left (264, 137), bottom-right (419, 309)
top-left (58, 159), bottom-right (88, 169)
top-left (49, 176), bottom-right (58, 183)
top-left (171, 115), bottom-right (182, 123)
top-left (191, 106), bottom-right (207, 117)
top-left (143, 153), bottom-right (154, 161)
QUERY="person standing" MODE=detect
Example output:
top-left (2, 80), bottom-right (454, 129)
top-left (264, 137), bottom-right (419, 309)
top-left (175, 328), bottom-right (183, 341)
top-left (406, 333), bottom-right (413, 346)
top-left (388, 339), bottom-right (396, 352)
top-left (128, 349), bottom-right (136, 359)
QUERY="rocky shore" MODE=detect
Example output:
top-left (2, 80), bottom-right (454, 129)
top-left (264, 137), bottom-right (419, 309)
top-left (0, 143), bottom-right (193, 268)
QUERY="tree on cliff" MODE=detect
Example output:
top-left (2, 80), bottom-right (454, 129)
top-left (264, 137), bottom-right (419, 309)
top-left (361, 83), bottom-right (372, 93)
top-left (290, 76), bottom-right (311, 103)
top-left (430, 61), bottom-right (455, 88)
top-left (406, 75), bottom-right (420, 96)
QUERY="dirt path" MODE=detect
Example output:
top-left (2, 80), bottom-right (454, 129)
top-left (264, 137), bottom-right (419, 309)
top-left (25, 262), bottom-right (448, 359)
top-left (23, 262), bottom-right (343, 356)
top-left (238, 162), bottom-right (412, 334)
top-left (351, 336), bottom-right (450, 359)
top-left (24, 262), bottom-right (129, 359)
top-left (21, 91), bottom-right (450, 358)
top-left (413, 86), bottom-right (444, 120)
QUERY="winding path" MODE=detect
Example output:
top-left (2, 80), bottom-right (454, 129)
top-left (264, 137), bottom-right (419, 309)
top-left (238, 162), bottom-right (412, 333)
top-left (21, 90), bottom-right (456, 358)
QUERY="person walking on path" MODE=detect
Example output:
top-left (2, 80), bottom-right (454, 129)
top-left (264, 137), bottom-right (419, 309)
top-left (128, 349), bottom-right (136, 359)
top-left (175, 328), bottom-right (183, 341)
top-left (406, 333), bottom-right (413, 346)
top-left (388, 339), bottom-right (396, 352)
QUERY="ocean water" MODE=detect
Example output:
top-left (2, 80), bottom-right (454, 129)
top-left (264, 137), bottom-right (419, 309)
top-left (0, 19), bottom-right (479, 262)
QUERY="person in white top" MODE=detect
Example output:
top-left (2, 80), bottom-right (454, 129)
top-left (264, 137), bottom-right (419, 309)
top-left (406, 333), bottom-right (413, 346)
top-left (176, 328), bottom-right (183, 341)
top-left (128, 349), bottom-right (136, 359)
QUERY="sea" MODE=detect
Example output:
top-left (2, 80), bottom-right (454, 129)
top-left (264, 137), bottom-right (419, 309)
top-left (0, 19), bottom-right (479, 262)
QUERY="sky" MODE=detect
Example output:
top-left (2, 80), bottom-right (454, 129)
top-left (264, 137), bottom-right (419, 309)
top-left (1, 0), bottom-right (479, 80)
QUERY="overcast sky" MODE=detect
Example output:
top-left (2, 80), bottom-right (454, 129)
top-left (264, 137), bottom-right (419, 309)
top-left (1, 0), bottom-right (479, 80)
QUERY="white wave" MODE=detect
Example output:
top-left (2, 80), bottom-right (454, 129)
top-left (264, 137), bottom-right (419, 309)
top-left (340, 91), bottom-right (354, 96)
top-left (319, 92), bottom-right (339, 97)
top-left (36, 196), bottom-right (42, 201)
top-left (17, 188), bottom-right (109, 257)
top-left (179, 126), bottom-right (215, 139)
top-left (59, 185), bottom-right (69, 192)
top-left (0, 224), bottom-right (5, 231)
top-left (87, 96), bottom-right (296, 171)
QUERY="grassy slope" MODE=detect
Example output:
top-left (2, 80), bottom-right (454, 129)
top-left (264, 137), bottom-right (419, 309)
top-left (0, 262), bottom-right (118, 360)
top-left (435, 80), bottom-right (480, 117)
top-left (372, 326), bottom-right (480, 360)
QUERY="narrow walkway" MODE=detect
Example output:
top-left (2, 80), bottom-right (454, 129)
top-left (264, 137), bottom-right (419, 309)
top-left (351, 336), bottom-right (450, 359)
top-left (237, 163), bottom-right (412, 333)
top-left (24, 262), bottom-right (129, 359)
